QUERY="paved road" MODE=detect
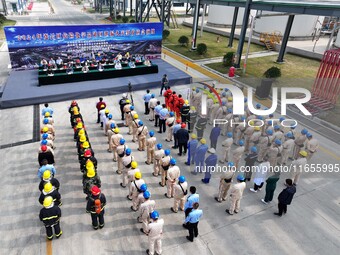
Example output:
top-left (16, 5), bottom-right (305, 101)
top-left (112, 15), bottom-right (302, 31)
top-left (0, 2), bottom-right (339, 255)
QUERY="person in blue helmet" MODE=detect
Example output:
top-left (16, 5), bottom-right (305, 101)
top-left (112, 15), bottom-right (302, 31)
top-left (201, 148), bottom-right (218, 184)
top-left (194, 138), bottom-right (208, 174)
top-left (185, 133), bottom-right (198, 166)
top-left (226, 174), bottom-right (246, 215)
top-left (146, 211), bottom-right (164, 255)
top-left (244, 146), bottom-right (258, 181)
top-left (292, 128), bottom-right (308, 159)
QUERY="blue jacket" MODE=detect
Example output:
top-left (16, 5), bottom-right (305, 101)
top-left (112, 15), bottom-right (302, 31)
top-left (205, 154), bottom-right (218, 167)
top-left (195, 144), bottom-right (208, 159)
top-left (185, 209), bottom-right (203, 223)
top-left (184, 193), bottom-right (199, 210)
top-left (188, 139), bottom-right (198, 153)
top-left (210, 127), bottom-right (221, 142)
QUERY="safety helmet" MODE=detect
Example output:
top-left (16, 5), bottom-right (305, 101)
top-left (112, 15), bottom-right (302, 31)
top-left (190, 106), bottom-right (196, 111)
top-left (138, 120), bottom-right (143, 126)
top-left (274, 139), bottom-right (282, 145)
top-left (105, 109), bottom-right (109, 114)
top-left (149, 131), bottom-right (154, 137)
top-left (227, 132), bottom-right (233, 138)
top-left (126, 148), bottom-right (132, 155)
top-left (244, 97), bottom-right (248, 103)
top-left (184, 100), bottom-right (189, 105)
top-left (299, 150), bottom-right (308, 157)
top-left (43, 118), bottom-right (49, 124)
top-left (170, 158), bottom-right (176, 165)
top-left (179, 176), bottom-right (186, 183)
top-left (301, 128), bottom-right (308, 135)
top-left (255, 103), bottom-right (261, 109)
top-left (71, 100), bottom-right (77, 106)
top-left (222, 101), bottom-right (226, 106)
top-left (108, 114), bottom-right (113, 119)
top-left (79, 135), bottom-right (87, 143)
top-left (140, 184), bottom-right (148, 192)
top-left (164, 149), bottom-right (170, 156)
top-left (156, 143), bottom-right (162, 150)
top-left (143, 191), bottom-right (151, 199)
top-left (267, 120), bottom-right (273, 125)
top-left (191, 134), bottom-right (197, 139)
top-left (269, 114), bottom-right (274, 118)
top-left (196, 88), bottom-right (200, 93)
top-left (43, 196), bottom-right (53, 208)
top-left (237, 174), bottom-right (245, 181)
top-left (100, 104), bottom-right (105, 109)
top-left (42, 133), bottom-right (48, 139)
top-left (181, 123), bottom-right (186, 128)
top-left (78, 129), bottom-right (85, 136)
top-left (200, 138), bottom-right (206, 144)
top-left (151, 94), bottom-right (155, 98)
top-left (82, 141), bottom-right (90, 148)
top-left (266, 129), bottom-right (273, 135)
top-left (257, 116), bottom-right (264, 120)
top-left (286, 132), bottom-right (293, 138)
top-left (43, 170), bottom-right (51, 180)
top-left (239, 140), bottom-right (244, 146)
top-left (76, 122), bottom-right (83, 129)
top-left (42, 127), bottom-right (49, 133)
top-left (240, 116), bottom-right (246, 121)
top-left (87, 167), bottom-right (96, 178)
top-left (251, 146), bottom-right (257, 153)
top-left (130, 105), bottom-right (134, 110)
top-left (228, 97), bottom-right (233, 102)
top-left (41, 145), bottom-right (48, 152)
top-left (44, 182), bottom-right (53, 193)
top-left (274, 125), bottom-right (280, 130)
top-left (91, 186), bottom-right (101, 196)
top-left (135, 171), bottom-right (142, 179)
top-left (44, 112), bottom-right (51, 117)
top-left (120, 138), bottom-right (125, 145)
top-left (110, 123), bottom-right (116, 129)
top-left (175, 119), bottom-right (180, 124)
top-left (306, 132), bottom-right (312, 138)
top-left (150, 211), bottom-right (159, 220)
top-left (228, 162), bottom-right (235, 167)
top-left (123, 93), bottom-right (127, 98)
top-left (169, 112), bottom-right (174, 117)
top-left (41, 139), bottom-right (48, 145)
top-left (279, 117), bottom-right (285, 122)
top-left (249, 121), bottom-right (254, 126)
top-left (126, 99), bottom-right (131, 103)
top-left (227, 108), bottom-right (232, 113)
top-left (131, 161), bottom-right (138, 169)
top-left (113, 127), bottom-right (120, 133)
top-left (254, 126), bottom-right (261, 131)
top-left (84, 149), bottom-right (92, 157)
top-left (133, 114), bottom-right (139, 119)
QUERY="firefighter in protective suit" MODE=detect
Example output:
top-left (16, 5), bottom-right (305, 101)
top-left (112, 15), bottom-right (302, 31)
top-left (86, 186), bottom-right (106, 230)
top-left (39, 196), bottom-right (62, 240)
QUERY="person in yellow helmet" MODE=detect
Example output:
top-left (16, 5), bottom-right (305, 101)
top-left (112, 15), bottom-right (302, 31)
top-left (249, 126), bottom-right (262, 149)
top-left (39, 170), bottom-right (60, 192)
top-left (180, 99), bottom-right (190, 124)
top-left (129, 171), bottom-right (145, 211)
top-left (39, 182), bottom-right (62, 206)
top-left (120, 94), bottom-right (130, 121)
top-left (290, 150), bottom-right (308, 186)
top-left (109, 127), bottom-right (123, 161)
top-left (132, 114), bottom-right (141, 142)
top-left (39, 196), bottom-right (62, 240)
top-left (83, 166), bottom-right (101, 199)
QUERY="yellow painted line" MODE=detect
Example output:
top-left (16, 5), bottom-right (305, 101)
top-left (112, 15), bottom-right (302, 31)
top-left (47, 239), bottom-right (52, 255)
top-left (162, 48), bottom-right (340, 161)
top-left (319, 146), bottom-right (340, 161)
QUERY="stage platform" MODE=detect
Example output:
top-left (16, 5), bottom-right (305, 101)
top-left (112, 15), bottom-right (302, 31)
top-left (0, 59), bottom-right (192, 109)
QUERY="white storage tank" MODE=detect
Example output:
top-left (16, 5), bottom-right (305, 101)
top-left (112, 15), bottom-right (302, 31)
top-left (254, 12), bottom-right (324, 40)
top-left (335, 32), bottom-right (340, 48)
top-left (207, 5), bottom-right (245, 27)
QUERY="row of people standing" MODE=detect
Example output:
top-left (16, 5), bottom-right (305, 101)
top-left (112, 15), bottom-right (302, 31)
top-left (38, 104), bottom-right (63, 240)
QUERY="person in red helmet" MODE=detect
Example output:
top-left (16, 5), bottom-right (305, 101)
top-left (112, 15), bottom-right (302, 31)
top-left (80, 149), bottom-right (98, 173)
top-left (86, 186), bottom-right (106, 230)
top-left (38, 145), bottom-right (55, 166)
top-left (176, 123), bottom-right (189, 156)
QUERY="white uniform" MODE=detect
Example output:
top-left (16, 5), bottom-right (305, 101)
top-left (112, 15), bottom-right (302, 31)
top-left (139, 199), bottom-right (156, 233)
top-left (147, 219), bottom-right (164, 255)
top-left (172, 181), bottom-right (188, 212)
top-left (220, 137), bottom-right (233, 163)
top-left (166, 166), bottom-right (180, 198)
top-left (290, 157), bottom-right (307, 185)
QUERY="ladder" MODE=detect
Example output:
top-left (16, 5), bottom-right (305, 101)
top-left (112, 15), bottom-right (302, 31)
top-left (170, 10), bottom-right (178, 29)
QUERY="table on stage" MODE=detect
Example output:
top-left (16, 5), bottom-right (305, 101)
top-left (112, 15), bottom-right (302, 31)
top-left (38, 63), bottom-right (158, 86)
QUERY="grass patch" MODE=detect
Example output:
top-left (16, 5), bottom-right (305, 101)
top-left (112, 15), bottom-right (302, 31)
top-left (0, 19), bottom-right (16, 41)
top-left (163, 25), bottom-right (265, 60)
top-left (206, 54), bottom-right (320, 92)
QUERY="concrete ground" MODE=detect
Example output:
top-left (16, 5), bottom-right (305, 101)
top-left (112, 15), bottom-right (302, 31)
top-left (0, 1), bottom-right (339, 255)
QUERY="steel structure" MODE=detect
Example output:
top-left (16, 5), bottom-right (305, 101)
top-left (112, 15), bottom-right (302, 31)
top-left (136, 0), bottom-right (173, 27)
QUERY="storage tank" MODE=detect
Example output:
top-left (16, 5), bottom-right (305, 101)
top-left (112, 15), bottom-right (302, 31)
top-left (335, 32), bottom-right (340, 48)
top-left (207, 5), bottom-right (245, 27)
top-left (254, 12), bottom-right (324, 40)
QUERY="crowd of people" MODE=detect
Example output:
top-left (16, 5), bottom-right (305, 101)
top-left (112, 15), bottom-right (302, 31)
top-left (36, 80), bottom-right (320, 251)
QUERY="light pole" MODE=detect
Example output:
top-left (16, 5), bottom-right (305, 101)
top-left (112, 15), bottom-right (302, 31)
top-left (243, 13), bottom-right (255, 74)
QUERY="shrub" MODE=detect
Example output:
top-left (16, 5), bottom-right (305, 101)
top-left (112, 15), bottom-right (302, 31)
top-left (0, 14), bottom-right (6, 24)
top-left (129, 19), bottom-right (136, 23)
top-left (223, 52), bottom-right (235, 67)
top-left (263, 66), bottom-right (281, 79)
top-left (197, 43), bottom-right (207, 55)
top-left (178, 35), bottom-right (189, 47)
top-left (122, 16), bottom-right (129, 23)
top-left (116, 14), bottom-right (122, 20)
top-left (162, 29), bottom-right (170, 39)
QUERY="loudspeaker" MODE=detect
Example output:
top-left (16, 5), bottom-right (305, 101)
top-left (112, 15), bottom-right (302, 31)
top-left (255, 79), bottom-right (273, 100)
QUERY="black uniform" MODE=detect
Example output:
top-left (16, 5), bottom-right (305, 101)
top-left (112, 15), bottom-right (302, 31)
top-left (39, 189), bottom-right (62, 206)
top-left (38, 151), bottom-right (55, 166)
top-left (277, 185), bottom-right (296, 215)
top-left (39, 205), bottom-right (62, 240)
top-left (71, 113), bottom-right (83, 128)
top-left (68, 105), bottom-right (80, 127)
top-left (180, 105), bottom-right (190, 123)
top-left (39, 178), bottom-right (60, 192)
top-left (244, 152), bottom-right (258, 181)
top-left (80, 157), bottom-right (98, 172)
top-left (176, 128), bottom-right (189, 156)
top-left (188, 111), bottom-right (198, 133)
top-left (83, 175), bottom-right (101, 197)
top-left (195, 116), bottom-right (207, 140)
top-left (119, 97), bottom-right (128, 120)
top-left (78, 147), bottom-right (95, 162)
top-left (86, 193), bottom-right (107, 229)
